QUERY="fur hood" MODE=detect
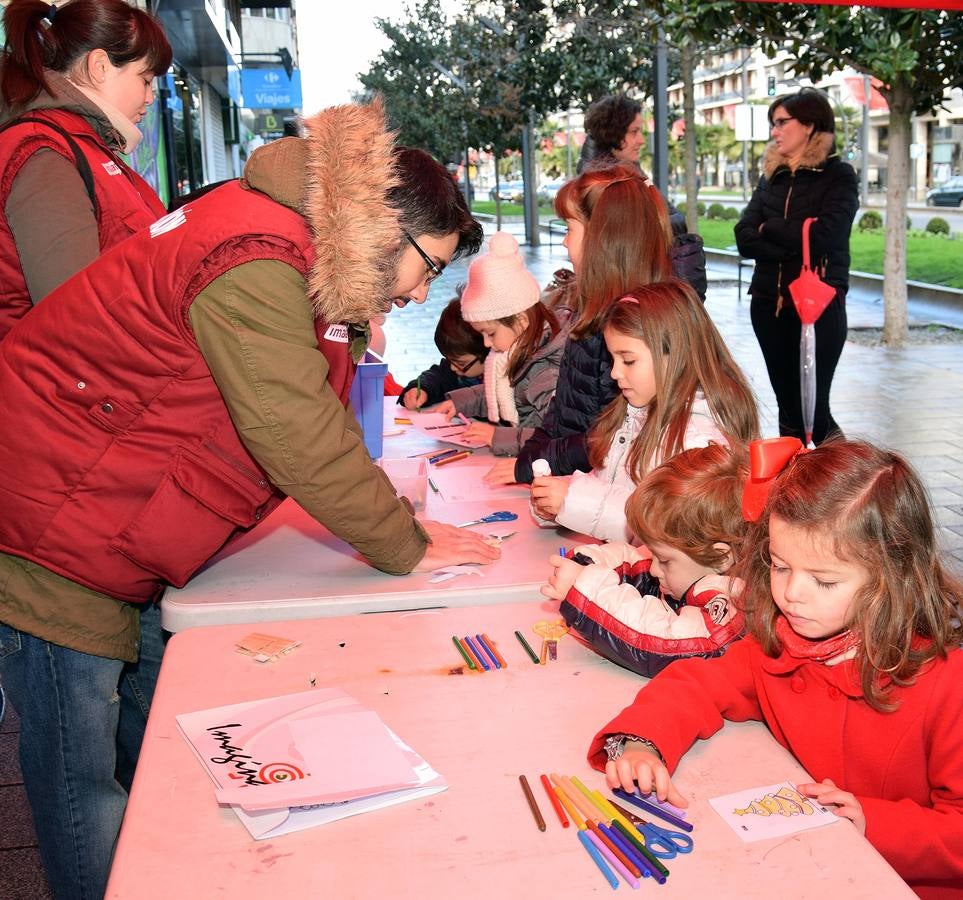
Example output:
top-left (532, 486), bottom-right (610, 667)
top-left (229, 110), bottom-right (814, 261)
top-left (241, 99), bottom-right (400, 324)
top-left (762, 131), bottom-right (836, 180)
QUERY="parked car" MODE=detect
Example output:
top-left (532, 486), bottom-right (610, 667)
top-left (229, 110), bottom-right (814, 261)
top-left (488, 180), bottom-right (525, 202)
top-left (537, 179), bottom-right (566, 204)
top-left (926, 176), bottom-right (963, 208)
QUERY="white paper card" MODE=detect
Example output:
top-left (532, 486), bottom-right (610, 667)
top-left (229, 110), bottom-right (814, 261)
top-left (708, 780), bottom-right (841, 842)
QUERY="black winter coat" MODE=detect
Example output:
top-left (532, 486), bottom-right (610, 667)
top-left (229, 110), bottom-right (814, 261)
top-left (734, 134), bottom-right (859, 307)
top-left (514, 329), bottom-right (618, 482)
top-left (398, 360), bottom-right (482, 407)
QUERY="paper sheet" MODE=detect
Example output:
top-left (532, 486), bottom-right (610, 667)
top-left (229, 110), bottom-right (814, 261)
top-left (406, 410), bottom-right (488, 449)
top-left (177, 688), bottom-right (446, 839)
top-left (709, 780), bottom-right (841, 842)
top-left (426, 458), bottom-right (531, 503)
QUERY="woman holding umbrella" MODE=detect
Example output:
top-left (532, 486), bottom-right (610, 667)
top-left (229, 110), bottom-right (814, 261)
top-left (735, 87), bottom-right (858, 445)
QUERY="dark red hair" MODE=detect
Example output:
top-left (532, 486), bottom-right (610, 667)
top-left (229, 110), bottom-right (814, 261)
top-left (1, 0), bottom-right (172, 110)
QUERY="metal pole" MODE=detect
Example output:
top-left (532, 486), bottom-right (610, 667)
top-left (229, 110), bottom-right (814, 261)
top-left (652, 26), bottom-right (669, 196)
top-left (860, 74), bottom-right (871, 206)
top-left (741, 52), bottom-right (750, 201)
top-left (566, 111), bottom-right (573, 178)
top-left (522, 114), bottom-right (539, 246)
top-left (464, 141), bottom-right (471, 208)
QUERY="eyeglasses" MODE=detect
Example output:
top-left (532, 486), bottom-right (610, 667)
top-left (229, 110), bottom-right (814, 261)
top-left (447, 355), bottom-right (481, 375)
top-left (403, 230), bottom-right (446, 285)
top-left (771, 116), bottom-right (796, 130)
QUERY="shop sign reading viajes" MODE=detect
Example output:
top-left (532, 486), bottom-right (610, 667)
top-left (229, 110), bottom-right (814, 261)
top-left (240, 68), bottom-right (303, 110)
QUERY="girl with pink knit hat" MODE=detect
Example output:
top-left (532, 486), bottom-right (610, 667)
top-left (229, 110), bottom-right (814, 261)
top-left (436, 232), bottom-right (571, 456)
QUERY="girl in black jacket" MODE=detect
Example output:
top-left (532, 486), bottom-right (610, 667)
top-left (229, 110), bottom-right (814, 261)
top-left (485, 163), bottom-right (674, 486)
top-left (735, 88), bottom-right (858, 445)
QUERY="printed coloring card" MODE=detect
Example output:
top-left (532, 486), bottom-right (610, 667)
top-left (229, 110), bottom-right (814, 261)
top-left (709, 781), bottom-right (841, 842)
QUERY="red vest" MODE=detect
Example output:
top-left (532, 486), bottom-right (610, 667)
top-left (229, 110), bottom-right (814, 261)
top-left (0, 108), bottom-right (167, 339)
top-left (0, 181), bottom-right (358, 604)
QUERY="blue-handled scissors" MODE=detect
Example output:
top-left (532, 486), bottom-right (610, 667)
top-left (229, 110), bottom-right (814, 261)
top-left (610, 799), bottom-right (694, 859)
top-left (456, 510), bottom-right (519, 527)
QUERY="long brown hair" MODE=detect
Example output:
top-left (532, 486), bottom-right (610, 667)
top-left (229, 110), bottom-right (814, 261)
top-left (496, 302), bottom-right (561, 383)
top-left (554, 164), bottom-right (672, 340)
top-left (629, 443), bottom-right (750, 571)
top-left (1, 0), bottom-right (172, 110)
top-left (587, 280), bottom-right (759, 480)
top-left (737, 439), bottom-right (963, 711)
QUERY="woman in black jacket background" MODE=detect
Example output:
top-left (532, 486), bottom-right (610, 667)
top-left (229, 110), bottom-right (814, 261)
top-left (735, 88), bottom-right (858, 445)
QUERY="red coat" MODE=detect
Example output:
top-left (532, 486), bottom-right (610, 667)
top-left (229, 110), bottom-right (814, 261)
top-left (0, 181), bottom-right (357, 604)
top-left (0, 108), bottom-right (166, 337)
top-left (589, 635), bottom-right (963, 898)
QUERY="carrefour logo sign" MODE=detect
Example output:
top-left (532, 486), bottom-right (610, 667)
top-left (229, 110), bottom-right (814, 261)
top-left (240, 69), bottom-right (302, 110)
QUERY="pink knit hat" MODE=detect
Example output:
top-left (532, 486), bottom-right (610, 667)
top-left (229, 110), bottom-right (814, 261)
top-left (460, 231), bottom-right (541, 322)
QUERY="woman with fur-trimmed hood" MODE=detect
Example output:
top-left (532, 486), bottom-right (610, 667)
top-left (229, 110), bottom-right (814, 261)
top-left (735, 88), bottom-right (858, 446)
top-left (0, 99), bottom-right (497, 899)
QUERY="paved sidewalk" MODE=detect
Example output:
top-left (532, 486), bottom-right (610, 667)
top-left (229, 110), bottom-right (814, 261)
top-left (383, 222), bottom-right (963, 573)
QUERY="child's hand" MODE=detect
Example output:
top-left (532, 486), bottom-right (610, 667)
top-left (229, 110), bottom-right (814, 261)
top-left (434, 399), bottom-right (457, 419)
top-left (798, 778), bottom-right (865, 835)
top-left (484, 458), bottom-right (518, 485)
top-left (605, 744), bottom-right (688, 809)
top-left (464, 421), bottom-right (495, 446)
top-left (403, 388), bottom-right (428, 410)
top-left (540, 555), bottom-right (582, 600)
top-left (531, 475), bottom-right (570, 519)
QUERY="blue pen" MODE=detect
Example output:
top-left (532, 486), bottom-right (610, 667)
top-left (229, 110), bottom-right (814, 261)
top-left (475, 634), bottom-right (501, 669)
top-left (599, 821), bottom-right (652, 879)
top-left (577, 829), bottom-right (619, 890)
top-left (464, 636), bottom-right (490, 671)
top-left (613, 788), bottom-right (694, 832)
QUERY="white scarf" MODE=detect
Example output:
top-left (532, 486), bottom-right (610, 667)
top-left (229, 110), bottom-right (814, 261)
top-left (68, 80), bottom-right (143, 154)
top-left (484, 347), bottom-right (519, 426)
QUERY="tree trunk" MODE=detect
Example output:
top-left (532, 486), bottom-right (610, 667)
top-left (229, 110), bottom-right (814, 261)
top-left (881, 78), bottom-right (912, 347)
top-left (681, 42), bottom-right (699, 234)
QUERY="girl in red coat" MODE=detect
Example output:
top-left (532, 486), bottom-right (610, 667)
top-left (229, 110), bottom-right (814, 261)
top-left (590, 437), bottom-right (963, 898)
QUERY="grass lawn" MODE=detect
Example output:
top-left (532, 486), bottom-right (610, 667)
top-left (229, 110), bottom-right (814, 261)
top-left (695, 218), bottom-right (963, 290)
top-left (471, 200), bottom-right (556, 217)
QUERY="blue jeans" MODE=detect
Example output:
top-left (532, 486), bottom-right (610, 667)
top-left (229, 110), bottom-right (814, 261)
top-left (0, 603), bottom-right (166, 900)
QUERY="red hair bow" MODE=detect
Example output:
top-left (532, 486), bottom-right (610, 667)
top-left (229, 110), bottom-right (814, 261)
top-left (742, 437), bottom-right (808, 522)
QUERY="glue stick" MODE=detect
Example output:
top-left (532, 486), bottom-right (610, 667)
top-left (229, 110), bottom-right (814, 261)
top-left (532, 458), bottom-right (551, 478)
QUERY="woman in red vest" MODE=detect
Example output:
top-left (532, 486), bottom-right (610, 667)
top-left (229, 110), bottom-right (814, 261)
top-left (0, 0), bottom-right (171, 339)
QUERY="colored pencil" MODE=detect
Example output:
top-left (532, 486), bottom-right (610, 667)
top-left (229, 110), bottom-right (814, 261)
top-left (514, 630), bottom-right (539, 664)
top-left (610, 818), bottom-right (669, 882)
top-left (586, 825), bottom-right (641, 888)
top-left (481, 633), bottom-right (507, 668)
top-left (612, 788), bottom-right (694, 832)
top-left (540, 774), bottom-right (569, 828)
top-left (539, 638), bottom-right (548, 665)
top-left (451, 635), bottom-right (475, 669)
top-left (464, 636), bottom-right (490, 670)
top-left (600, 821), bottom-right (653, 879)
top-left (577, 829), bottom-right (619, 890)
top-left (428, 477), bottom-right (439, 493)
top-left (475, 634), bottom-right (500, 669)
top-left (428, 449), bottom-right (460, 463)
top-left (459, 636), bottom-right (484, 670)
top-left (433, 450), bottom-right (472, 467)
top-left (587, 820), bottom-right (642, 879)
top-left (553, 784), bottom-right (585, 829)
top-left (519, 775), bottom-right (546, 832)
top-left (554, 775), bottom-right (602, 824)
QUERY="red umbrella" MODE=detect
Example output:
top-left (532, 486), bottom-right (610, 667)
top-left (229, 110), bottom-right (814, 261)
top-left (787, 217), bottom-right (836, 446)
